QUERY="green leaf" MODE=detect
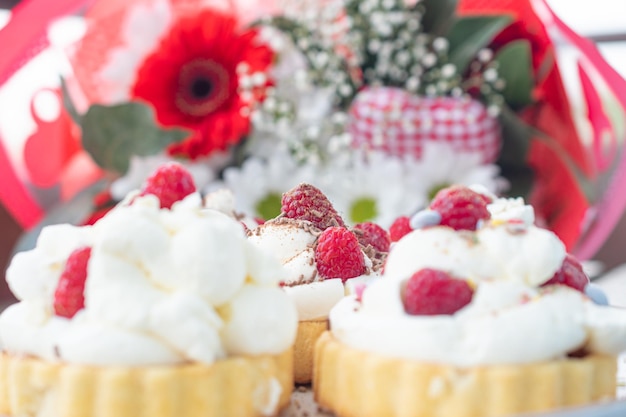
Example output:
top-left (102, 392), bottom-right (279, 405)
top-left (498, 106), bottom-right (533, 166)
top-left (60, 77), bottom-right (81, 124)
top-left (494, 40), bottom-right (534, 110)
top-left (419, 0), bottom-right (458, 36)
top-left (81, 102), bottom-right (188, 175)
top-left (261, 16), bottom-right (308, 39)
top-left (447, 16), bottom-right (511, 74)
top-left (497, 107), bottom-right (534, 198)
top-left (499, 106), bottom-right (595, 202)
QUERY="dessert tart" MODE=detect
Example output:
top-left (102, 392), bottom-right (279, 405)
top-left (248, 184), bottom-right (388, 384)
top-left (0, 163), bottom-right (298, 417)
top-left (314, 185), bottom-right (626, 417)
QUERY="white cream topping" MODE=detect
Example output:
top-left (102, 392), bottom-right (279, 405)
top-left (248, 218), bottom-right (382, 320)
top-left (6, 224), bottom-right (93, 311)
top-left (222, 286), bottom-right (297, 355)
top-left (0, 302), bottom-right (182, 365)
top-left (283, 248), bottom-right (318, 284)
top-left (248, 220), bottom-right (318, 271)
top-left (283, 279), bottom-right (345, 321)
top-left (487, 196), bottom-right (534, 225)
top-left (330, 196), bottom-right (626, 365)
top-left (332, 281), bottom-right (626, 366)
top-left (0, 193), bottom-right (298, 365)
top-left (384, 221), bottom-right (566, 287)
top-left (283, 275), bottom-right (381, 321)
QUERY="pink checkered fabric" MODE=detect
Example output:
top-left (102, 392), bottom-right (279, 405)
top-left (348, 87), bottom-right (502, 163)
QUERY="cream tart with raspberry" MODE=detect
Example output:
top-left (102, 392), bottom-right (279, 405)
top-left (0, 163), bottom-right (298, 417)
top-left (314, 185), bottom-right (626, 417)
top-left (248, 183), bottom-right (388, 384)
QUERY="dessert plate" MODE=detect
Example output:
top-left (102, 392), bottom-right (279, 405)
top-left (522, 400), bottom-right (626, 417)
top-left (280, 389), bottom-right (626, 417)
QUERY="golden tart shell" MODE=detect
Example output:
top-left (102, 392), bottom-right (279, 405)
top-left (314, 332), bottom-right (617, 417)
top-left (294, 319), bottom-right (328, 384)
top-left (0, 349), bottom-right (293, 417)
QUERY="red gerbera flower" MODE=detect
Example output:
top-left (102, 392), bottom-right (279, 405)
top-left (131, 9), bottom-right (274, 159)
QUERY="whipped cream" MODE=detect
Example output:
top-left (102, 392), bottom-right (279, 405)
top-left (248, 217), bottom-right (322, 285)
top-left (330, 196), bottom-right (626, 366)
top-left (248, 217), bottom-right (382, 320)
top-left (283, 279), bottom-right (345, 321)
top-left (384, 222), bottom-right (566, 287)
top-left (0, 193), bottom-right (298, 365)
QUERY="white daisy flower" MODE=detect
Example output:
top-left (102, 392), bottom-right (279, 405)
top-left (408, 141), bottom-right (505, 201)
top-left (218, 150), bottom-right (316, 220)
top-left (316, 151), bottom-right (426, 228)
top-left (98, 0), bottom-right (172, 103)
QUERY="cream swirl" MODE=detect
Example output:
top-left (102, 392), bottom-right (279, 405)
top-left (330, 196), bottom-right (626, 366)
top-left (384, 222), bottom-right (566, 287)
top-left (0, 193), bottom-right (298, 365)
top-left (331, 281), bottom-right (626, 366)
top-left (247, 217), bottom-right (382, 320)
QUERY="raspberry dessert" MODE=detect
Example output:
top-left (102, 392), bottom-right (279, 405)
top-left (0, 163), bottom-right (298, 417)
top-left (314, 185), bottom-right (626, 417)
top-left (248, 183), bottom-right (387, 384)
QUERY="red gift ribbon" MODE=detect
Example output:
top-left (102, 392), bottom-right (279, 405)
top-left (532, 0), bottom-right (626, 259)
top-left (0, 0), bottom-right (95, 229)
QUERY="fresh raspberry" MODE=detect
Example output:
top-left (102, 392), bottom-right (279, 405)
top-left (315, 227), bottom-right (366, 282)
top-left (429, 185), bottom-right (490, 231)
top-left (389, 216), bottom-right (412, 242)
top-left (403, 268), bottom-right (474, 315)
top-left (542, 254), bottom-right (589, 292)
top-left (54, 247), bottom-right (92, 318)
top-left (281, 183), bottom-right (345, 230)
top-left (140, 162), bottom-right (196, 209)
top-left (353, 222), bottom-right (391, 252)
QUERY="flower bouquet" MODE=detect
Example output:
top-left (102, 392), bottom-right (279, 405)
top-left (1, 0), bottom-right (626, 260)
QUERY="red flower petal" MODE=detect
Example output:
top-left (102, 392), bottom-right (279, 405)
top-left (131, 8), bottom-right (273, 158)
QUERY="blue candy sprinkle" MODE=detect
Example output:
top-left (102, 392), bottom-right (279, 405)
top-left (410, 210), bottom-right (442, 230)
top-left (584, 283), bottom-right (609, 306)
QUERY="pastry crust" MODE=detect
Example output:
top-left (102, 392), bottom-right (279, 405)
top-left (0, 349), bottom-right (293, 417)
top-left (293, 319), bottom-right (328, 384)
top-left (314, 332), bottom-right (617, 417)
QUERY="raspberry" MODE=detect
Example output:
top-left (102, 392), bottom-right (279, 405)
top-left (542, 254), bottom-right (589, 292)
top-left (403, 268), bottom-right (474, 315)
top-left (389, 216), bottom-right (412, 242)
top-left (281, 183), bottom-right (345, 230)
top-left (429, 185), bottom-right (490, 231)
top-left (140, 162), bottom-right (196, 209)
top-left (315, 226), bottom-right (366, 281)
top-left (53, 247), bottom-right (92, 318)
top-left (353, 222), bottom-right (391, 252)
